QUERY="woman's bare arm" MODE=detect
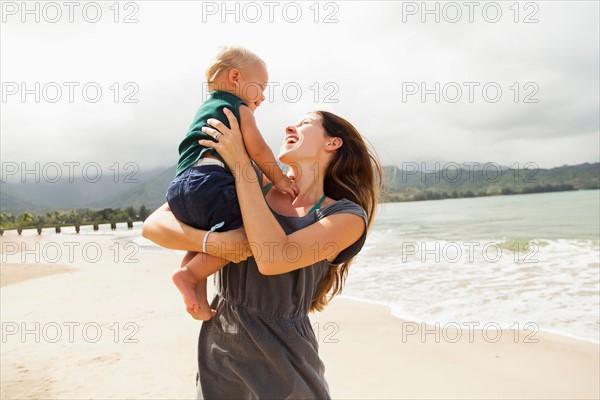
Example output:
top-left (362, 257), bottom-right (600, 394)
top-left (232, 166), bottom-right (364, 274)
top-left (198, 109), bottom-right (365, 275)
top-left (142, 202), bottom-right (251, 263)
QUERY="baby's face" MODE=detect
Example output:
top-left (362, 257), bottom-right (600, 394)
top-left (238, 63), bottom-right (268, 111)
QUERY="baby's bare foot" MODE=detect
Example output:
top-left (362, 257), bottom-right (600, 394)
top-left (194, 303), bottom-right (215, 321)
top-left (186, 305), bottom-right (217, 321)
top-left (172, 268), bottom-right (214, 320)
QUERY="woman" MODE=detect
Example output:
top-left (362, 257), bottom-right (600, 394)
top-left (142, 109), bottom-right (381, 399)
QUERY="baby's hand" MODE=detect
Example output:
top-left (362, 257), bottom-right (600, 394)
top-left (274, 175), bottom-right (298, 197)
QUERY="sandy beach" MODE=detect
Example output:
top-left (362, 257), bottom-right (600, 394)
top-left (1, 232), bottom-right (598, 399)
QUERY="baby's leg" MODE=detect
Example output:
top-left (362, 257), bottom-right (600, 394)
top-left (172, 251), bottom-right (197, 310)
top-left (181, 251), bottom-right (196, 267)
top-left (172, 253), bottom-right (228, 320)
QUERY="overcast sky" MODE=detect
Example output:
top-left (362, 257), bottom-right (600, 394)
top-left (1, 0), bottom-right (599, 177)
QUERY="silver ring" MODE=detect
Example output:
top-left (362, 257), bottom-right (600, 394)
top-left (213, 132), bottom-right (221, 140)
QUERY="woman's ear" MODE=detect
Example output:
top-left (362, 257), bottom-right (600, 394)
top-left (325, 137), bottom-right (343, 152)
top-left (228, 68), bottom-right (241, 86)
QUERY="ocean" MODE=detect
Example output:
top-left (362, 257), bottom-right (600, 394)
top-left (345, 189), bottom-right (600, 343)
top-left (41, 189), bottom-right (600, 343)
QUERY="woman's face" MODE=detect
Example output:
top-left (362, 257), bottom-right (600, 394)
top-left (278, 113), bottom-right (329, 164)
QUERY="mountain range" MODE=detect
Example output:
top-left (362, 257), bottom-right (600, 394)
top-left (1, 162), bottom-right (598, 214)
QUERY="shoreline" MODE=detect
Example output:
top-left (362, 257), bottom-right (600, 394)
top-left (2, 261), bottom-right (597, 346)
top-left (2, 262), bottom-right (597, 345)
top-left (339, 294), bottom-right (600, 345)
top-left (1, 235), bottom-right (599, 399)
top-left (314, 298), bottom-right (600, 399)
top-left (0, 260), bottom-right (600, 346)
top-left (5, 228), bottom-right (598, 344)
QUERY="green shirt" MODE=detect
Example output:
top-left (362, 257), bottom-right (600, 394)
top-left (175, 90), bottom-right (246, 177)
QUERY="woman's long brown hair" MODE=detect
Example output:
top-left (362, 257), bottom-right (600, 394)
top-left (311, 111), bottom-right (382, 312)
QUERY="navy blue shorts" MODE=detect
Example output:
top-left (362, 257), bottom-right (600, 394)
top-left (166, 165), bottom-right (243, 232)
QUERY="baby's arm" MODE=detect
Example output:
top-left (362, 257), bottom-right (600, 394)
top-left (238, 106), bottom-right (298, 196)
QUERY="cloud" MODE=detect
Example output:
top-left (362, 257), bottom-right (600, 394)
top-left (1, 1), bottom-right (598, 171)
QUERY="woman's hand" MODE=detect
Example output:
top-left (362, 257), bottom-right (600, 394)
top-left (199, 108), bottom-right (252, 171)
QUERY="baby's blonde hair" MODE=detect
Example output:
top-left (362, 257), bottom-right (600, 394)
top-left (205, 46), bottom-right (266, 84)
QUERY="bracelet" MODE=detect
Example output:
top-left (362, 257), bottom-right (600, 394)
top-left (202, 221), bottom-right (225, 253)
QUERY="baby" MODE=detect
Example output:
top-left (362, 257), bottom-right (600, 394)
top-left (166, 46), bottom-right (297, 319)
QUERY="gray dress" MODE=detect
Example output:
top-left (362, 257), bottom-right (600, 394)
top-left (196, 189), bottom-right (368, 400)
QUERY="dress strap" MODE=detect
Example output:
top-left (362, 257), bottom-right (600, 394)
top-left (308, 194), bottom-right (327, 213)
top-left (261, 182), bottom-right (273, 196)
top-left (262, 183), bottom-right (326, 213)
